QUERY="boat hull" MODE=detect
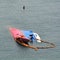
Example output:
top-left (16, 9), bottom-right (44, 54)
top-left (9, 28), bottom-right (30, 44)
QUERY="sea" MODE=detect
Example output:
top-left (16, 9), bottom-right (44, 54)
top-left (0, 0), bottom-right (60, 60)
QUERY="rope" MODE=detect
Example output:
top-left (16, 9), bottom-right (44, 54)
top-left (36, 40), bottom-right (56, 49)
top-left (16, 38), bottom-right (56, 50)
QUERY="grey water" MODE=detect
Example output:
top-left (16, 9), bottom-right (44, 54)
top-left (0, 0), bottom-right (60, 60)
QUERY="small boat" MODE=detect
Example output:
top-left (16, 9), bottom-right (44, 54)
top-left (9, 27), bottom-right (41, 43)
top-left (9, 27), bottom-right (55, 50)
top-left (9, 28), bottom-right (30, 45)
top-left (9, 27), bottom-right (42, 50)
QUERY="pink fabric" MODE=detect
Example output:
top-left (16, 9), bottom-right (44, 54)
top-left (9, 28), bottom-right (24, 38)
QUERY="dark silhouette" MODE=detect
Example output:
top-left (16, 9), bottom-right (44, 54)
top-left (23, 5), bottom-right (25, 10)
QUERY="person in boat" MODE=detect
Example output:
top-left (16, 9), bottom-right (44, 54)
top-left (29, 33), bottom-right (42, 43)
top-left (33, 33), bottom-right (42, 42)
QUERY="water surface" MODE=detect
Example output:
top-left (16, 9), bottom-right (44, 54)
top-left (0, 0), bottom-right (60, 60)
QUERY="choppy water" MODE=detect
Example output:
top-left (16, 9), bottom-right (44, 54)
top-left (0, 0), bottom-right (60, 60)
